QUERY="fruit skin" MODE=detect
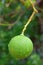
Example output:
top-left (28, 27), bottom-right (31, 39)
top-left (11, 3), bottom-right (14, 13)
top-left (8, 34), bottom-right (33, 60)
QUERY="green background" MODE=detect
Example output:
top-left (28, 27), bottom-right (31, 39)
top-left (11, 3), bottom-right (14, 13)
top-left (0, 0), bottom-right (43, 65)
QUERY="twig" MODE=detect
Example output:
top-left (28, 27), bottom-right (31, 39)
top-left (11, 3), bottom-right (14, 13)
top-left (29, 0), bottom-right (38, 13)
top-left (0, 5), bottom-right (21, 18)
top-left (0, 11), bottom-right (25, 27)
top-left (0, 23), bottom-right (14, 26)
top-left (21, 0), bottom-right (38, 34)
top-left (21, 11), bottom-right (35, 34)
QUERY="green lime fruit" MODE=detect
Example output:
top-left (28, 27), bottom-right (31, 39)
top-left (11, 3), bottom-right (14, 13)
top-left (8, 34), bottom-right (33, 60)
top-left (27, 54), bottom-right (41, 65)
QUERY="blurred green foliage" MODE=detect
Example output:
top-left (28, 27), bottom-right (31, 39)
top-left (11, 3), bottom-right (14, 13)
top-left (0, 0), bottom-right (43, 65)
top-left (27, 54), bottom-right (41, 65)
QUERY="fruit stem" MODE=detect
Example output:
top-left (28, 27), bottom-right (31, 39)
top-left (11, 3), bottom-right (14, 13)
top-left (21, 11), bottom-right (35, 34)
top-left (21, 0), bottom-right (38, 35)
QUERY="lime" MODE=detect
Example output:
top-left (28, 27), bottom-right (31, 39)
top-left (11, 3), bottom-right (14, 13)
top-left (8, 34), bottom-right (33, 60)
top-left (27, 54), bottom-right (41, 65)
